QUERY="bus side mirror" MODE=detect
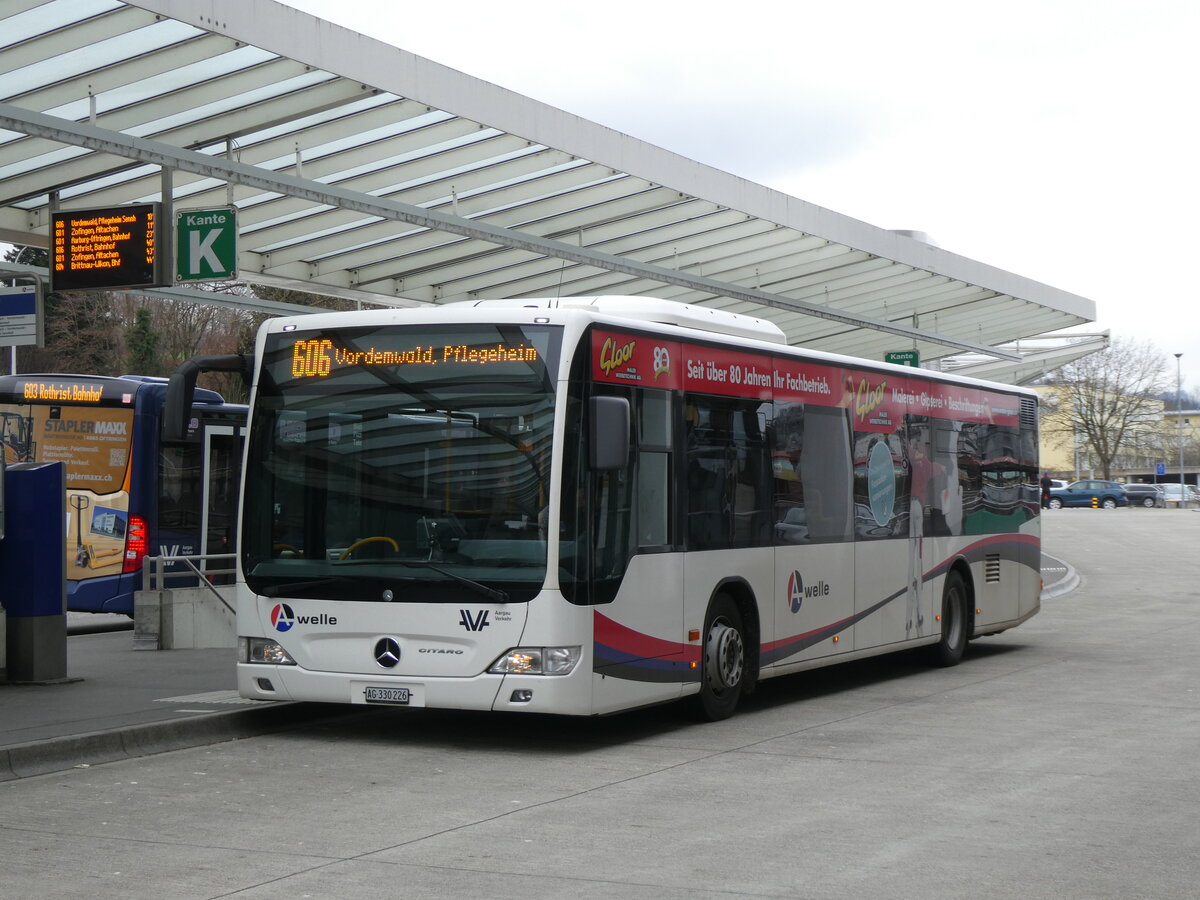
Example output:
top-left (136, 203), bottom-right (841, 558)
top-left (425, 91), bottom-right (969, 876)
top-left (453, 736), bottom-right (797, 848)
top-left (589, 396), bottom-right (630, 471)
top-left (164, 354), bottom-right (252, 441)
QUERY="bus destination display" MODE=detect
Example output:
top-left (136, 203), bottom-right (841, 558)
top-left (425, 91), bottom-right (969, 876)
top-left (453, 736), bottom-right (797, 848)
top-left (51, 203), bottom-right (165, 292)
top-left (288, 337), bottom-right (541, 378)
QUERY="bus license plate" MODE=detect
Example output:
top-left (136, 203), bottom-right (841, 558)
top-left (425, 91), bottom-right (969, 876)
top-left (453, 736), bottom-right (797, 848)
top-left (365, 686), bottom-right (411, 705)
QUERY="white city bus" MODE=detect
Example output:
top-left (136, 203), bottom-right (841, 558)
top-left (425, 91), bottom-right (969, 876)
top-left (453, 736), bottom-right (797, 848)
top-left (177, 296), bottom-right (1040, 720)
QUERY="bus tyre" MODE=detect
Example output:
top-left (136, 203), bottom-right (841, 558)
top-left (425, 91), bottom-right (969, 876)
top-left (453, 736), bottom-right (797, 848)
top-left (931, 571), bottom-right (969, 667)
top-left (691, 594), bottom-right (746, 721)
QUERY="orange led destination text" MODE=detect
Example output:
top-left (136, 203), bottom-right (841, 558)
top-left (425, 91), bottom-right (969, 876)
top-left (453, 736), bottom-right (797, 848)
top-left (22, 382), bottom-right (104, 403)
top-left (290, 338), bottom-right (539, 378)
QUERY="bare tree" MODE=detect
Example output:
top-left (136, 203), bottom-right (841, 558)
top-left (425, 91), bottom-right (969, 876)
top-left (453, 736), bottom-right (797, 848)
top-left (41, 289), bottom-right (127, 374)
top-left (1040, 338), bottom-right (1169, 479)
top-left (7, 256), bottom-right (348, 392)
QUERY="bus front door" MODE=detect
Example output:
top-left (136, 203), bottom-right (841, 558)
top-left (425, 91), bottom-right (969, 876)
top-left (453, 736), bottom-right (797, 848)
top-left (200, 425), bottom-right (243, 582)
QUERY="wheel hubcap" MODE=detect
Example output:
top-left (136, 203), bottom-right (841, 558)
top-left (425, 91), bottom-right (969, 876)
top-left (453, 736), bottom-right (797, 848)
top-left (706, 618), bottom-right (744, 692)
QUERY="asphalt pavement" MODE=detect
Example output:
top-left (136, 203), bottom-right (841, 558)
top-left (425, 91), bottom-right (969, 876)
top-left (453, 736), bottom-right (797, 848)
top-left (0, 513), bottom-right (1090, 781)
top-left (2, 507), bottom-right (1199, 899)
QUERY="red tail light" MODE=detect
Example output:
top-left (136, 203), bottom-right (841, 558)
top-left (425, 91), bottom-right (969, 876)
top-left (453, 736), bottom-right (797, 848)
top-left (122, 514), bottom-right (148, 574)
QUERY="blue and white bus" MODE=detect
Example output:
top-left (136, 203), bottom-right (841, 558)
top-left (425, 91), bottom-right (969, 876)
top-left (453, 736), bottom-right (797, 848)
top-left (0, 373), bottom-right (246, 614)
top-left (172, 297), bottom-right (1040, 719)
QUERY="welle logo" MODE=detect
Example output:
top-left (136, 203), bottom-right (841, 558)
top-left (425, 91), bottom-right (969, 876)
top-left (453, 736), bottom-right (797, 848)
top-left (786, 570), bottom-right (831, 614)
top-left (271, 603), bottom-right (296, 632)
top-left (270, 603), bottom-right (338, 632)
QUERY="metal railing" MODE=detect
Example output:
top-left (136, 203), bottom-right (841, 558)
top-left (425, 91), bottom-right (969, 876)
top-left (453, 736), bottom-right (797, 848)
top-left (141, 553), bottom-right (237, 614)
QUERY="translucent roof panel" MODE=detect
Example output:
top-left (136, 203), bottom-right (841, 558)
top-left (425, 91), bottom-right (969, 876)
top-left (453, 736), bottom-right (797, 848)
top-left (0, 0), bottom-right (1097, 373)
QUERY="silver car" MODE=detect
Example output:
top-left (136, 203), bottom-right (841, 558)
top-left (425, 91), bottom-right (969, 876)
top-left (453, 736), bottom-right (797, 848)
top-left (1159, 484), bottom-right (1199, 506)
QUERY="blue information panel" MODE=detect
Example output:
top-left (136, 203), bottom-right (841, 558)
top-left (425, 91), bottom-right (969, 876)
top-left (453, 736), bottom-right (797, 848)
top-left (0, 285), bottom-right (40, 347)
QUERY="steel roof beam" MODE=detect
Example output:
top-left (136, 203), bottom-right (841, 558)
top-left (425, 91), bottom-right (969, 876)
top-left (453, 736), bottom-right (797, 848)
top-left (255, 161), bottom-right (625, 268)
top-left (10, 32), bottom-right (242, 115)
top-left (128, 0), bottom-right (1096, 326)
top-left (0, 56), bottom-right (327, 168)
top-left (1, 6), bottom-right (164, 73)
top-left (0, 79), bottom-right (380, 206)
top-left (238, 133), bottom-right (549, 229)
top-left (332, 204), bottom-right (765, 300)
top-left (434, 223), bottom-right (810, 301)
top-left (68, 111), bottom-right (496, 215)
top-left (339, 183), bottom-right (681, 282)
top-left (0, 103), bottom-right (1021, 359)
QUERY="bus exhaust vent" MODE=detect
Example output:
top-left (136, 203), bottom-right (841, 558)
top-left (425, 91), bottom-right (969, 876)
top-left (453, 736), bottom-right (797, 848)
top-left (1020, 397), bottom-right (1038, 430)
top-left (985, 554), bottom-right (1001, 584)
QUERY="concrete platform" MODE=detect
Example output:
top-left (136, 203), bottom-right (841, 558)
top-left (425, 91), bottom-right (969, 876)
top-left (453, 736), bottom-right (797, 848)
top-left (0, 628), bottom-right (349, 781)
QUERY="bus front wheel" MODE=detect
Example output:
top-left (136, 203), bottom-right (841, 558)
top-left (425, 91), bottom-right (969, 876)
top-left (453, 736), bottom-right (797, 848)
top-left (690, 594), bottom-right (746, 721)
top-left (930, 570), bottom-right (969, 667)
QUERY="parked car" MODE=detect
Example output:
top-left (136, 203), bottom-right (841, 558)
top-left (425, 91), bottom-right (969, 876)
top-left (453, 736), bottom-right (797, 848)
top-left (1122, 483), bottom-right (1166, 508)
top-left (1158, 484), bottom-right (1200, 506)
top-left (1047, 480), bottom-right (1129, 509)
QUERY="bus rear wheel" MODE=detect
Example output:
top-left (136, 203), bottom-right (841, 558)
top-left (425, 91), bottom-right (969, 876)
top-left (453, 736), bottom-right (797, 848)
top-left (690, 594), bottom-right (746, 721)
top-left (930, 571), bottom-right (969, 667)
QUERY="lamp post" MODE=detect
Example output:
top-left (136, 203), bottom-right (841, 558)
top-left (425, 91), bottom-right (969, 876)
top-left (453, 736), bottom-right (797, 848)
top-left (1176, 353), bottom-right (1184, 506)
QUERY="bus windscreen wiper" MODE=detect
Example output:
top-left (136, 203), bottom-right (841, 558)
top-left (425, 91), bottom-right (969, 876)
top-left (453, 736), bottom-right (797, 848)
top-left (259, 576), bottom-right (355, 599)
top-left (394, 560), bottom-right (509, 604)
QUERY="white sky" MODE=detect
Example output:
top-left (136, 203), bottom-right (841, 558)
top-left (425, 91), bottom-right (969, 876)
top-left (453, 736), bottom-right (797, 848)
top-left (282, 0), bottom-right (1200, 393)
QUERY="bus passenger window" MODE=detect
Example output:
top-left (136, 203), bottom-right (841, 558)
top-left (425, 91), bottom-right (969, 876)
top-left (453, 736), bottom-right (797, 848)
top-left (685, 394), bottom-right (771, 550)
top-left (853, 429), bottom-right (909, 540)
top-left (636, 452), bottom-right (669, 547)
top-left (635, 390), bottom-right (672, 550)
top-left (770, 403), bottom-right (853, 544)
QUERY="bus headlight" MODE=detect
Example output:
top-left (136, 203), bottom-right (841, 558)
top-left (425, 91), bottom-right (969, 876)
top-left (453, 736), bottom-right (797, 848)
top-left (239, 636), bottom-right (297, 665)
top-left (488, 646), bottom-right (581, 676)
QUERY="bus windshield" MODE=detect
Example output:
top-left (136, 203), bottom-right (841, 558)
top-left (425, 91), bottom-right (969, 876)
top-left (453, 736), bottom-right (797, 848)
top-left (243, 323), bottom-right (562, 603)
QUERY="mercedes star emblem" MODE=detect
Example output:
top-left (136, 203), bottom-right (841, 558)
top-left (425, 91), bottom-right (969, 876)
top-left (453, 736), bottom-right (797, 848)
top-left (374, 637), bottom-right (401, 668)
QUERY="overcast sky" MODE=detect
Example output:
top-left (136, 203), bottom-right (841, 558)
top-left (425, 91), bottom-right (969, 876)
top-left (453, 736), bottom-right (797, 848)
top-left (285, 1), bottom-right (1198, 392)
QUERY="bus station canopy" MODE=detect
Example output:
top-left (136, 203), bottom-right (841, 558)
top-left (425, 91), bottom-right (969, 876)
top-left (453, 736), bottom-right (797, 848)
top-left (0, 0), bottom-right (1098, 376)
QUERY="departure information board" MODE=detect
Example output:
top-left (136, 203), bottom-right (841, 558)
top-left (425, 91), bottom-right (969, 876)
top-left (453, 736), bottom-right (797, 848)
top-left (50, 203), bottom-right (165, 292)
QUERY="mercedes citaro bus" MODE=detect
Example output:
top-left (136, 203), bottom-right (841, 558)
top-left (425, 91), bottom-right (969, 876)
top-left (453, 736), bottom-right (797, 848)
top-left (166, 297), bottom-right (1040, 719)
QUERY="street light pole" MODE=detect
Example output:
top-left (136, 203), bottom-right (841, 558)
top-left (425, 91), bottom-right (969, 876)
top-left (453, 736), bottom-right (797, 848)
top-left (1176, 353), bottom-right (1184, 506)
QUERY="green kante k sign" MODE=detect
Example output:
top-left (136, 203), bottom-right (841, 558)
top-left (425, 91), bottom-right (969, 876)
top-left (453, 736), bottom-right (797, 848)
top-left (176, 207), bottom-right (237, 281)
top-left (884, 350), bottom-right (920, 367)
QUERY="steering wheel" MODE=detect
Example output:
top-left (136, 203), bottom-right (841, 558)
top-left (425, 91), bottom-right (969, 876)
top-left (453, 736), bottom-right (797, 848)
top-left (273, 543), bottom-right (301, 557)
top-left (338, 536), bottom-right (400, 560)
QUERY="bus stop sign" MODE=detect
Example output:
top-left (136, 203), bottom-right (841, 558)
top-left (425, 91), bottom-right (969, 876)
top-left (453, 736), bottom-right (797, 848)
top-left (884, 350), bottom-right (920, 367)
top-left (176, 207), bottom-right (237, 282)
